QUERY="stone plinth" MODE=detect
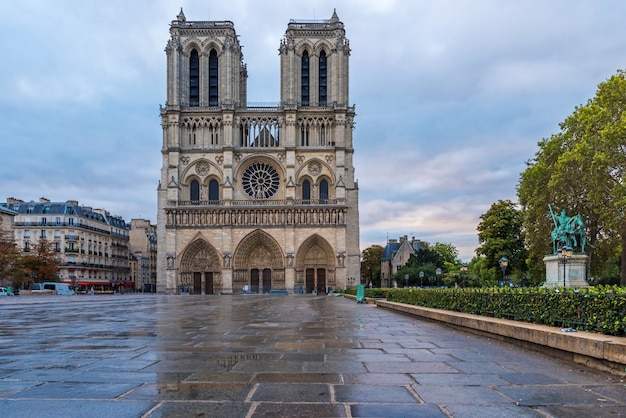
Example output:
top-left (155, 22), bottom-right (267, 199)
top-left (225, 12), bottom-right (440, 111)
top-left (543, 253), bottom-right (589, 288)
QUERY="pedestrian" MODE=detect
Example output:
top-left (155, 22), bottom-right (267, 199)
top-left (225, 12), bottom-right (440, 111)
top-left (90, 286), bottom-right (95, 296)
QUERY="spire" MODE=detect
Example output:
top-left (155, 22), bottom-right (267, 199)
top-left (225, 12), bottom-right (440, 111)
top-left (330, 9), bottom-right (339, 23)
top-left (177, 8), bottom-right (186, 22)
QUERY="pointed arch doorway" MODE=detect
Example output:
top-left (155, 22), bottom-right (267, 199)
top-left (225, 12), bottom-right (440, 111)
top-left (179, 239), bottom-right (221, 294)
top-left (296, 235), bottom-right (335, 294)
top-left (232, 230), bottom-right (285, 294)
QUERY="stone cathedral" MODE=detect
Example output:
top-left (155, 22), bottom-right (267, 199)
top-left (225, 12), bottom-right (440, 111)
top-left (156, 9), bottom-right (360, 294)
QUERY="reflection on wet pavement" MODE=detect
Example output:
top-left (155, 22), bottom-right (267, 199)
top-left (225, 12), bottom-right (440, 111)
top-left (0, 294), bottom-right (624, 417)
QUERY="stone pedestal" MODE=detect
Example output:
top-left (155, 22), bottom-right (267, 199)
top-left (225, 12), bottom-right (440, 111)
top-left (543, 253), bottom-right (589, 288)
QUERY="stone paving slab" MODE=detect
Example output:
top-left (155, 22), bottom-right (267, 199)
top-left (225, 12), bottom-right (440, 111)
top-left (0, 294), bottom-right (625, 417)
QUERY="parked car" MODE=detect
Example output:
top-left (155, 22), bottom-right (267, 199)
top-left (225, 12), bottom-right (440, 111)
top-left (0, 287), bottom-right (10, 296)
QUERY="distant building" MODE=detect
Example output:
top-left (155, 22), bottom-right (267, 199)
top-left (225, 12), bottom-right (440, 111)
top-left (129, 219), bottom-right (157, 292)
top-left (156, 9), bottom-right (360, 294)
top-left (4, 197), bottom-right (130, 290)
top-left (0, 202), bottom-right (16, 234)
top-left (380, 236), bottom-right (424, 287)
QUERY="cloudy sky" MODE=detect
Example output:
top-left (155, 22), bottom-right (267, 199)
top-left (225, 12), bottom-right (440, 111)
top-left (1, 0), bottom-right (625, 260)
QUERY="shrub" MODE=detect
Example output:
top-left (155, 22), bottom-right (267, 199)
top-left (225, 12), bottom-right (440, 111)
top-left (385, 286), bottom-right (626, 336)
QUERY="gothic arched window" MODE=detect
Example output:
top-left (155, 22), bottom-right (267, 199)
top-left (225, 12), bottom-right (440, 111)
top-left (319, 50), bottom-right (327, 106)
top-left (209, 49), bottom-right (218, 106)
top-left (301, 51), bottom-right (310, 106)
top-left (302, 180), bottom-right (311, 201)
top-left (319, 180), bottom-right (329, 203)
top-left (189, 49), bottom-right (200, 107)
top-left (209, 179), bottom-right (219, 202)
top-left (190, 180), bottom-right (200, 201)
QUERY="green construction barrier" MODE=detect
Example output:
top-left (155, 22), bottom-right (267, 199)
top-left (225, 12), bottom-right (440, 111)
top-left (356, 284), bottom-right (365, 303)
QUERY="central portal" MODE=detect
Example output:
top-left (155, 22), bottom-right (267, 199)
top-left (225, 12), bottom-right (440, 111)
top-left (232, 230), bottom-right (285, 294)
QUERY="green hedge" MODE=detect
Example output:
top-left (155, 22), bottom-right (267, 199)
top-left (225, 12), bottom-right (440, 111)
top-left (383, 286), bottom-right (626, 336)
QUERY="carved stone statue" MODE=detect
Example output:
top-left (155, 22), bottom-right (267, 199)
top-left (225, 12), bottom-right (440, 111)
top-left (549, 204), bottom-right (590, 254)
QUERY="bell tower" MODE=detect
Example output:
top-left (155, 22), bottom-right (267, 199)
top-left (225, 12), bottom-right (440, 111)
top-left (157, 9), bottom-right (360, 295)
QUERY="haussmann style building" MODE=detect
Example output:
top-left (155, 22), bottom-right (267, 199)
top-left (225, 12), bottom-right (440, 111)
top-left (156, 9), bottom-right (360, 294)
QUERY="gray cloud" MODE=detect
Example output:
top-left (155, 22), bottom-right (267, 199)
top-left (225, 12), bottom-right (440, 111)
top-left (1, 0), bottom-right (625, 261)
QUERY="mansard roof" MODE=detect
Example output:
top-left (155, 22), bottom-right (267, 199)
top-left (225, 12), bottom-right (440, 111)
top-left (8, 200), bottom-right (128, 229)
top-left (381, 238), bottom-right (424, 261)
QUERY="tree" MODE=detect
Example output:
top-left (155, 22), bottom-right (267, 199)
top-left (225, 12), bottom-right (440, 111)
top-left (476, 200), bottom-right (528, 282)
top-left (361, 245), bottom-right (383, 287)
top-left (518, 70), bottom-right (626, 285)
top-left (13, 239), bottom-right (59, 288)
top-left (431, 242), bottom-right (460, 267)
top-left (0, 228), bottom-right (21, 284)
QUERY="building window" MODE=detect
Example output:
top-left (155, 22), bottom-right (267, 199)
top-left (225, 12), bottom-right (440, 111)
top-left (209, 49), bottom-right (218, 106)
top-left (190, 180), bottom-right (200, 201)
top-left (319, 50), bottom-right (327, 106)
top-left (189, 49), bottom-right (200, 106)
top-left (40, 230), bottom-right (46, 239)
top-left (320, 180), bottom-right (329, 203)
top-left (302, 180), bottom-right (311, 201)
top-left (189, 124), bottom-right (196, 145)
top-left (301, 50), bottom-right (309, 106)
top-left (24, 230), bottom-right (30, 239)
top-left (209, 179), bottom-right (219, 201)
top-left (300, 125), bottom-right (309, 146)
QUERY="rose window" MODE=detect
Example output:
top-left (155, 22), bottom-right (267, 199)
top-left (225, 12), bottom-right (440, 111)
top-left (242, 162), bottom-right (280, 199)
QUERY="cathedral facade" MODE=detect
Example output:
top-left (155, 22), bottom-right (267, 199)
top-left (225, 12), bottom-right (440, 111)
top-left (156, 10), bottom-right (360, 294)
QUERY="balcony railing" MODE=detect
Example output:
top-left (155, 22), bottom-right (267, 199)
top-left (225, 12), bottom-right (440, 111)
top-left (167, 198), bottom-right (346, 208)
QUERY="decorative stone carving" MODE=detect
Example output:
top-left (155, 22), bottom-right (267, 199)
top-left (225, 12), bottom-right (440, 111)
top-left (337, 251), bottom-right (345, 267)
top-left (223, 253), bottom-right (232, 268)
top-left (296, 155), bottom-right (305, 164)
top-left (324, 155), bottom-right (334, 164)
top-left (180, 156), bottom-right (190, 165)
top-left (196, 161), bottom-right (210, 176)
top-left (307, 161), bottom-right (322, 176)
top-left (215, 156), bottom-right (223, 165)
top-left (167, 254), bottom-right (176, 269)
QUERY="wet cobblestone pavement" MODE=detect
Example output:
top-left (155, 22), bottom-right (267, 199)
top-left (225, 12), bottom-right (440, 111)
top-left (0, 294), bottom-right (625, 417)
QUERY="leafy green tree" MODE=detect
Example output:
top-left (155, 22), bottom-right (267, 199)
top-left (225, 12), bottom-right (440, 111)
top-left (476, 200), bottom-right (528, 283)
top-left (431, 242), bottom-right (460, 266)
top-left (518, 70), bottom-right (626, 285)
top-left (361, 245), bottom-right (383, 287)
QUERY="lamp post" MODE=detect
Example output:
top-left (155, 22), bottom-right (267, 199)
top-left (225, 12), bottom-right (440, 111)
top-left (460, 263), bottom-right (467, 288)
top-left (558, 246), bottom-right (572, 287)
top-left (498, 257), bottom-right (508, 286)
top-left (435, 268), bottom-right (442, 287)
top-left (419, 271), bottom-right (424, 287)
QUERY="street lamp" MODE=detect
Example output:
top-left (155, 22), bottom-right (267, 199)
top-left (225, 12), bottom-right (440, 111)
top-left (558, 246), bottom-right (572, 287)
top-left (419, 271), bottom-right (424, 287)
top-left (435, 268), bottom-right (442, 287)
top-left (499, 257), bottom-right (508, 286)
top-left (460, 264), bottom-right (467, 288)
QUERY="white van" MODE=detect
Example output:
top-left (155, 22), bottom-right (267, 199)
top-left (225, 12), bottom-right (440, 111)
top-left (42, 282), bottom-right (75, 295)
